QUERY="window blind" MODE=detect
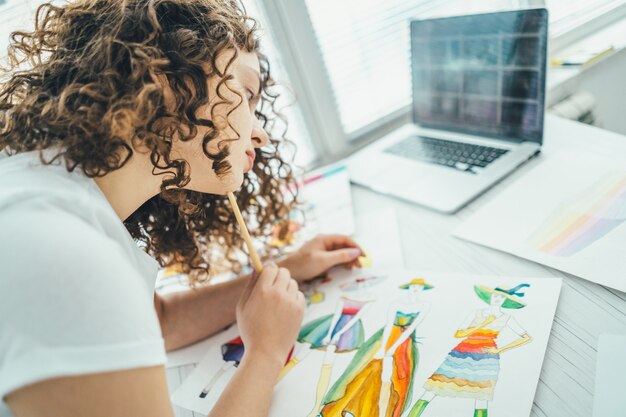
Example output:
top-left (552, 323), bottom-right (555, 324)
top-left (546, 0), bottom-right (626, 36)
top-left (0, 0), bottom-right (316, 165)
top-left (304, 0), bottom-right (625, 135)
top-left (243, 0), bottom-right (317, 166)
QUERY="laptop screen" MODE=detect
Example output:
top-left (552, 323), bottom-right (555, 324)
top-left (410, 9), bottom-right (548, 144)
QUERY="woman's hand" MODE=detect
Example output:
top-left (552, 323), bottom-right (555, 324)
top-left (236, 263), bottom-right (306, 371)
top-left (279, 234), bottom-right (364, 282)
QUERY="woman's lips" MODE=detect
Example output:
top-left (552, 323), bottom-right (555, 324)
top-left (246, 151), bottom-right (255, 171)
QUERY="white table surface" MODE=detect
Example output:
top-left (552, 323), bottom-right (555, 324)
top-left (167, 115), bottom-right (626, 417)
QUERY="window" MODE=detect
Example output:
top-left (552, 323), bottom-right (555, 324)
top-left (243, 0), bottom-right (317, 167)
top-left (546, 0), bottom-right (626, 36)
top-left (305, 0), bottom-right (449, 135)
top-left (288, 0), bottom-right (626, 142)
top-left (0, 0), bottom-right (42, 60)
top-left (0, 0), bottom-right (317, 167)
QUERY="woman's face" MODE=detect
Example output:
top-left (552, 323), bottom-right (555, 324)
top-left (169, 50), bottom-right (269, 194)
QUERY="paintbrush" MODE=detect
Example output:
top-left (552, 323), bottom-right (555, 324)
top-left (226, 191), bottom-right (263, 273)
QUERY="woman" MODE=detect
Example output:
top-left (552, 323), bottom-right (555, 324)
top-left (0, 1), bottom-right (363, 416)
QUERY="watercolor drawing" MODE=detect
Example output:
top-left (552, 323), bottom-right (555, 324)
top-left (170, 273), bottom-right (561, 417)
top-left (198, 337), bottom-right (244, 399)
top-left (528, 171), bottom-right (626, 256)
top-left (198, 337), bottom-right (294, 399)
top-left (278, 276), bottom-right (386, 388)
top-left (301, 273), bottom-right (333, 306)
top-left (316, 278), bottom-right (433, 417)
top-left (406, 284), bottom-right (532, 417)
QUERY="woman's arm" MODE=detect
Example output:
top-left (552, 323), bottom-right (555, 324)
top-left (8, 264), bottom-right (304, 417)
top-left (208, 352), bottom-right (283, 417)
top-left (6, 360), bottom-right (286, 417)
top-left (5, 366), bottom-right (176, 417)
top-left (155, 274), bottom-right (250, 351)
top-left (157, 234), bottom-right (364, 351)
top-left (156, 255), bottom-right (340, 351)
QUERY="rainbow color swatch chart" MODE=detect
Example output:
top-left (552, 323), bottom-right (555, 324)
top-left (529, 172), bottom-right (626, 257)
top-left (454, 151), bottom-right (626, 292)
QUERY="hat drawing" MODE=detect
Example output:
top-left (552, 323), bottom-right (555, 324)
top-left (474, 283), bottom-right (530, 309)
top-left (399, 278), bottom-right (434, 290)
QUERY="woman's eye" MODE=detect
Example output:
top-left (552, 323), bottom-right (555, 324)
top-left (245, 89), bottom-right (254, 101)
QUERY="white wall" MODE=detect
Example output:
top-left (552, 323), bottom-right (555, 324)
top-left (548, 48), bottom-right (626, 136)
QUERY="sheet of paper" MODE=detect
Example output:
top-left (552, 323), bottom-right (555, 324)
top-left (172, 269), bottom-right (561, 417)
top-left (297, 163), bottom-right (355, 240)
top-left (271, 163), bottom-right (356, 252)
top-left (166, 208), bottom-right (404, 368)
top-left (454, 151), bottom-right (626, 292)
top-left (592, 334), bottom-right (626, 417)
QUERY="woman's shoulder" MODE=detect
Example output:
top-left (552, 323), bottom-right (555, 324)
top-left (0, 201), bottom-right (151, 302)
top-left (0, 153), bottom-right (143, 278)
top-left (0, 204), bottom-right (166, 407)
top-left (1, 198), bottom-right (113, 260)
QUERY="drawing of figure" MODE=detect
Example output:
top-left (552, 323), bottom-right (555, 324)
top-left (317, 278), bottom-right (434, 417)
top-left (407, 283), bottom-right (533, 417)
top-left (198, 336), bottom-right (293, 399)
top-left (278, 276), bottom-right (386, 388)
top-left (198, 336), bottom-right (244, 398)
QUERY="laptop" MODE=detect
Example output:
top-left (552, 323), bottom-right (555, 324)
top-left (348, 9), bottom-right (548, 213)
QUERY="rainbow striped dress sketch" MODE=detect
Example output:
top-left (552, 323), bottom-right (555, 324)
top-left (298, 297), bottom-right (368, 352)
top-left (319, 311), bottom-right (420, 417)
top-left (423, 312), bottom-right (509, 401)
top-left (529, 171), bottom-right (626, 256)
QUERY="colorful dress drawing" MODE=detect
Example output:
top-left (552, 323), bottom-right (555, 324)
top-left (422, 312), bottom-right (506, 400)
top-left (318, 278), bottom-right (434, 417)
top-left (199, 336), bottom-right (244, 398)
top-left (407, 283), bottom-right (532, 417)
top-left (319, 311), bottom-right (419, 417)
top-left (279, 276), bottom-right (388, 383)
top-left (298, 297), bottom-right (368, 352)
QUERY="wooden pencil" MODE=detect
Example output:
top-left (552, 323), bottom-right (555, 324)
top-left (226, 192), bottom-right (263, 273)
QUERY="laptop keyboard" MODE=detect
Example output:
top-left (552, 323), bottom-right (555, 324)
top-left (384, 136), bottom-right (509, 174)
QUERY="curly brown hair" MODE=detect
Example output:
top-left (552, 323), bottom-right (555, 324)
top-left (0, 0), bottom-right (300, 284)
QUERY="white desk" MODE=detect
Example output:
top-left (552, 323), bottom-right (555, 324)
top-left (168, 115), bottom-right (626, 417)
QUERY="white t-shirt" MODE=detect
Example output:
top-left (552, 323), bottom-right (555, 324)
top-left (0, 151), bottom-right (167, 416)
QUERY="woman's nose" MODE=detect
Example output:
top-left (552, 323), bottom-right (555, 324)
top-left (251, 118), bottom-right (269, 148)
